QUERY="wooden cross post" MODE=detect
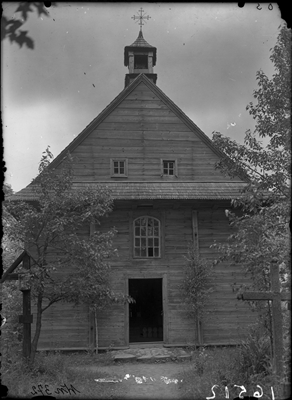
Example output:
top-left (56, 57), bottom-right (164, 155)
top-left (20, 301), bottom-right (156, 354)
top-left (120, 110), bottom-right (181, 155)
top-left (18, 254), bottom-right (33, 359)
top-left (238, 259), bottom-right (291, 377)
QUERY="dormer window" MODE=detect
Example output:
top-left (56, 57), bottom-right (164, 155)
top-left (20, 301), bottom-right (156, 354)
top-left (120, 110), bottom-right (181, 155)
top-left (161, 159), bottom-right (178, 177)
top-left (134, 54), bottom-right (148, 69)
top-left (111, 158), bottom-right (128, 177)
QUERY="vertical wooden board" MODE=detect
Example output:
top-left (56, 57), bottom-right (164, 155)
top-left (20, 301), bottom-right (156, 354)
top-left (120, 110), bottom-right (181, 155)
top-left (163, 273), bottom-right (169, 344)
top-left (192, 210), bottom-right (199, 254)
top-left (124, 277), bottom-right (129, 346)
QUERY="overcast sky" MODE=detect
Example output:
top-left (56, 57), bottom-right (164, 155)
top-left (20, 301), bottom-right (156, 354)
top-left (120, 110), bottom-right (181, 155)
top-left (2, 2), bottom-right (283, 192)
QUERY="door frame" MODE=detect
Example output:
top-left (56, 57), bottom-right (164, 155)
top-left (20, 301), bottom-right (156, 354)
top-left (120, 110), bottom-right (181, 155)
top-left (124, 273), bottom-right (168, 346)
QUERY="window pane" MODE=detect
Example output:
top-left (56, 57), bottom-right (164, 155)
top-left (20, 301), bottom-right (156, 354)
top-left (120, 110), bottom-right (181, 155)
top-left (148, 238), bottom-right (153, 246)
top-left (120, 166), bottom-right (125, 174)
top-left (163, 161), bottom-right (175, 175)
top-left (154, 248), bottom-right (159, 257)
top-left (135, 238), bottom-right (140, 247)
top-left (141, 218), bottom-right (146, 226)
top-left (140, 227), bottom-right (146, 236)
top-left (135, 248), bottom-right (140, 257)
top-left (141, 238), bottom-right (146, 247)
top-left (154, 238), bottom-right (159, 246)
top-left (148, 248), bottom-right (154, 257)
top-left (148, 226), bottom-right (153, 236)
top-left (141, 248), bottom-right (146, 257)
top-left (114, 167), bottom-right (119, 174)
top-left (135, 219), bottom-right (140, 227)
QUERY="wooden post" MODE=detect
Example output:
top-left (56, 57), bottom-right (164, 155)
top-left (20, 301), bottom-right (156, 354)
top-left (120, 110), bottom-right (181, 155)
top-left (18, 254), bottom-right (33, 359)
top-left (19, 289), bottom-right (33, 358)
top-left (238, 259), bottom-right (291, 377)
top-left (192, 210), bottom-right (203, 345)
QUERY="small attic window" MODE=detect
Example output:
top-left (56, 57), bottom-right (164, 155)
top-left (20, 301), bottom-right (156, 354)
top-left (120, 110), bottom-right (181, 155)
top-left (161, 159), bottom-right (178, 177)
top-left (134, 55), bottom-right (148, 69)
top-left (111, 159), bottom-right (128, 177)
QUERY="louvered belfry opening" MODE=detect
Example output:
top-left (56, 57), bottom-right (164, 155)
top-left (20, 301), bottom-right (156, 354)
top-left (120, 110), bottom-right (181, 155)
top-left (124, 30), bottom-right (157, 87)
top-left (129, 278), bottom-right (163, 343)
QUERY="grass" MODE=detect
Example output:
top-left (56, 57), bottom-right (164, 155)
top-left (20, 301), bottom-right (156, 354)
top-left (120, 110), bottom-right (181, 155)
top-left (2, 350), bottom-right (121, 399)
top-left (2, 323), bottom-right (290, 399)
top-left (177, 346), bottom-right (287, 400)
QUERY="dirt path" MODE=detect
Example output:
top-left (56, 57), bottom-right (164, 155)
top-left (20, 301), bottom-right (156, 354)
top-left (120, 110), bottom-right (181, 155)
top-left (78, 362), bottom-right (188, 399)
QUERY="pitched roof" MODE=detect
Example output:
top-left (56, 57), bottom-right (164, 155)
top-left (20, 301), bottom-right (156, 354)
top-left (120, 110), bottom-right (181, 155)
top-left (10, 181), bottom-right (247, 201)
top-left (10, 73), bottom-right (247, 202)
top-left (32, 73), bottom-right (230, 172)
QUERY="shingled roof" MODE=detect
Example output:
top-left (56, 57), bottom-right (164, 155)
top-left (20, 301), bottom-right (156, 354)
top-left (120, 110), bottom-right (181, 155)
top-left (10, 181), bottom-right (247, 202)
top-left (124, 31), bottom-right (157, 66)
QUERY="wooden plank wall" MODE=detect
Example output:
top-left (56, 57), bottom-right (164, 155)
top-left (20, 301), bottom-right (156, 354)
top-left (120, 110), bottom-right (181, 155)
top-left (29, 205), bottom-right (256, 350)
top-left (70, 82), bottom-right (238, 182)
top-left (31, 199), bottom-right (257, 349)
top-left (31, 302), bottom-right (90, 350)
top-left (92, 200), bottom-right (257, 348)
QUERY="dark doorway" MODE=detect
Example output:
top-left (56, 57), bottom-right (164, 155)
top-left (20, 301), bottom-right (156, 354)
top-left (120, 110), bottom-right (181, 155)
top-left (129, 278), bottom-right (163, 343)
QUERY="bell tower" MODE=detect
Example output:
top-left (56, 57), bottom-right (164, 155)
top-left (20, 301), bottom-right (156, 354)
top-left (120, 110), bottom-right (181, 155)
top-left (124, 8), bottom-right (157, 88)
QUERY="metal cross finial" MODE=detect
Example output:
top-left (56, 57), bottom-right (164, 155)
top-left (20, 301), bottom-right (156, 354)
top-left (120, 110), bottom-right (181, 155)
top-left (131, 7), bottom-right (151, 32)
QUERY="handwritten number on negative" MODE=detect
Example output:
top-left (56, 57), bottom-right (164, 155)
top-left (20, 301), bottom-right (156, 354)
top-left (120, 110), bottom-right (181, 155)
top-left (257, 3), bottom-right (273, 10)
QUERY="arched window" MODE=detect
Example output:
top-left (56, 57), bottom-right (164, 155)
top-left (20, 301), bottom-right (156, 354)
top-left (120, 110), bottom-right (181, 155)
top-left (134, 216), bottom-right (160, 258)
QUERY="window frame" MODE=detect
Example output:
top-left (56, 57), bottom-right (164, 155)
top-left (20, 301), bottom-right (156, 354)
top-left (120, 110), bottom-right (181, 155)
top-left (133, 216), bottom-right (161, 259)
top-left (161, 159), bottom-right (178, 177)
top-left (110, 158), bottom-right (128, 178)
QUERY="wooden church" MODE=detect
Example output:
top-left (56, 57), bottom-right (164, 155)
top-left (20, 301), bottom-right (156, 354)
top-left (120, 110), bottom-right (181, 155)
top-left (12, 19), bottom-right (256, 350)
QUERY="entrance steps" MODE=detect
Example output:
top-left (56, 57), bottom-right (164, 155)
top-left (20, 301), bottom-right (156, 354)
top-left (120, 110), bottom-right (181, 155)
top-left (112, 346), bottom-right (192, 363)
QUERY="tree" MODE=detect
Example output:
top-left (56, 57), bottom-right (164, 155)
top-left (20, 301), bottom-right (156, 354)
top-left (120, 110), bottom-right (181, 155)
top-left (1, 2), bottom-right (56, 49)
top-left (2, 183), bottom-right (24, 371)
top-left (211, 24), bottom-right (291, 371)
top-left (5, 147), bottom-right (132, 364)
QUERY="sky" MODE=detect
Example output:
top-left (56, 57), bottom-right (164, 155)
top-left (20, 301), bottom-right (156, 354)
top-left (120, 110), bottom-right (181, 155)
top-left (2, 2), bottom-right (285, 192)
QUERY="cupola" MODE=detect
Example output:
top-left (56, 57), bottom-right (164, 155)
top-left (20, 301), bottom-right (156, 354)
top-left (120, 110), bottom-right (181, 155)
top-left (124, 9), bottom-right (157, 87)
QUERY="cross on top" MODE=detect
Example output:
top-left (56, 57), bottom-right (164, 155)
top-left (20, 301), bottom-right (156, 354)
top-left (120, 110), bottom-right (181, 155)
top-left (131, 7), bottom-right (151, 32)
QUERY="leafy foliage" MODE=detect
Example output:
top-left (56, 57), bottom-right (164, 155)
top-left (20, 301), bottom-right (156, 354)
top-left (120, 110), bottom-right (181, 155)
top-left (211, 24), bottom-right (291, 379)
top-left (4, 147), bottom-right (132, 364)
top-left (236, 324), bottom-right (273, 383)
top-left (211, 24), bottom-right (291, 295)
top-left (1, 2), bottom-right (57, 49)
top-left (1, 183), bottom-right (23, 372)
top-left (180, 245), bottom-right (214, 321)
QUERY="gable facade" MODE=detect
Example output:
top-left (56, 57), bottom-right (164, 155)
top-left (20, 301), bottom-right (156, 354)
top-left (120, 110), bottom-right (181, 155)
top-left (13, 31), bottom-right (256, 350)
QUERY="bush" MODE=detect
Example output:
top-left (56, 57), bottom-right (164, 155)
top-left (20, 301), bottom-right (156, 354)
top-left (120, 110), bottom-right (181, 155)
top-left (30, 351), bottom-right (67, 380)
top-left (235, 323), bottom-right (272, 384)
top-left (193, 346), bottom-right (209, 375)
top-left (1, 281), bottom-right (23, 374)
top-left (181, 245), bottom-right (214, 321)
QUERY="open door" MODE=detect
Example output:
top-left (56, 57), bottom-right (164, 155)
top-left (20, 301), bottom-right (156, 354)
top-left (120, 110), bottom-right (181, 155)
top-left (129, 278), bottom-right (163, 343)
